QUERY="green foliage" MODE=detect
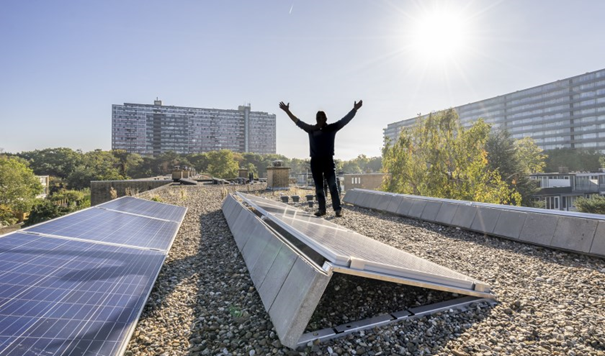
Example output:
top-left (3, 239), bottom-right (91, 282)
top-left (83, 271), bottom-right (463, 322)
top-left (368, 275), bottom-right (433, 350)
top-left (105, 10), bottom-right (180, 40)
top-left (486, 131), bottom-right (545, 206)
top-left (24, 188), bottom-right (91, 227)
top-left (544, 148), bottom-right (603, 172)
top-left (599, 156), bottom-right (605, 169)
top-left (288, 158), bottom-right (310, 176)
top-left (0, 204), bottom-right (18, 226)
top-left (341, 160), bottom-right (362, 174)
top-left (0, 155), bottom-right (43, 216)
top-left (187, 153), bottom-right (211, 174)
top-left (340, 154), bottom-right (382, 173)
top-left (17, 147), bottom-right (83, 179)
top-left (206, 150), bottom-right (239, 178)
top-left (49, 188), bottom-right (91, 210)
top-left (24, 199), bottom-right (71, 227)
top-left (66, 150), bottom-right (125, 190)
top-left (381, 110), bottom-right (521, 205)
top-left (150, 196), bottom-right (163, 202)
top-left (574, 196), bottom-right (605, 215)
top-left (111, 149), bottom-right (143, 178)
top-left (515, 137), bottom-right (546, 174)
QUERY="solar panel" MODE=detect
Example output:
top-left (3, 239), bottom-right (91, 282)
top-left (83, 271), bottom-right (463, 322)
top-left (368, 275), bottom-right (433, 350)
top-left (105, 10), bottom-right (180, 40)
top-left (0, 232), bottom-right (166, 356)
top-left (97, 196), bottom-right (186, 223)
top-left (238, 193), bottom-right (491, 295)
top-left (25, 206), bottom-right (183, 251)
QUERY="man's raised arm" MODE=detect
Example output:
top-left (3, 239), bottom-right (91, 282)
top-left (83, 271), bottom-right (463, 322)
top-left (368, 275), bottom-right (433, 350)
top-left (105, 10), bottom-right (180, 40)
top-left (332, 99), bottom-right (363, 131)
top-left (279, 101), bottom-right (299, 124)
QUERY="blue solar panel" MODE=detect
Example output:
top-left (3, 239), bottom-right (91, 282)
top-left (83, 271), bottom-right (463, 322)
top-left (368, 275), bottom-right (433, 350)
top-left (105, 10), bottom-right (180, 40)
top-left (98, 196), bottom-right (186, 223)
top-left (25, 207), bottom-right (180, 251)
top-left (0, 232), bottom-right (166, 356)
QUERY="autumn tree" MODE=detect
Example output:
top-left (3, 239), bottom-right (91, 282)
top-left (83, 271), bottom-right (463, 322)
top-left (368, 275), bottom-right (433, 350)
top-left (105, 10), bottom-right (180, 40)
top-left (382, 109), bottom-right (520, 205)
top-left (0, 155), bottom-right (43, 219)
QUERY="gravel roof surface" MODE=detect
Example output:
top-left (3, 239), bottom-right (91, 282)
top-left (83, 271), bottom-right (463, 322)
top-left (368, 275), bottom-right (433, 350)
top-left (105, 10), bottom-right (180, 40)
top-left (126, 185), bottom-right (605, 356)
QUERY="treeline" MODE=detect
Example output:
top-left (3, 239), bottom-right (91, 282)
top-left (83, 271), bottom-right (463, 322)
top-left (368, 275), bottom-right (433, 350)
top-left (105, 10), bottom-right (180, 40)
top-left (8, 148), bottom-right (382, 191)
top-left (0, 148), bottom-right (381, 226)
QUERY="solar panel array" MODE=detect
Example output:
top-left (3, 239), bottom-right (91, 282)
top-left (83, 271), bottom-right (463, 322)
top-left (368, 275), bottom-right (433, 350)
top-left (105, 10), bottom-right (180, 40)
top-left (238, 193), bottom-right (491, 296)
top-left (0, 196), bottom-right (186, 356)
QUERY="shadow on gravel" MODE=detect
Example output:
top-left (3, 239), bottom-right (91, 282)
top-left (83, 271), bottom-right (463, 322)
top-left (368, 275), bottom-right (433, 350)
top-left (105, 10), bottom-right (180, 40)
top-left (139, 205), bottom-right (282, 355)
top-left (346, 204), bottom-right (605, 271)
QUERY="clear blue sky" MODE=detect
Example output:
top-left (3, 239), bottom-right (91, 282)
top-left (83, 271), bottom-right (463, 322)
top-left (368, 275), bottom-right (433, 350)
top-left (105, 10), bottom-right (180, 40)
top-left (2, 0), bottom-right (605, 160)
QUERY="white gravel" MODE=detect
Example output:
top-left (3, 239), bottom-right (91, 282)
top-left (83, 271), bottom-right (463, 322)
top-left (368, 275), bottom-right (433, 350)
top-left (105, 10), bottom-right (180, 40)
top-left (126, 185), bottom-right (605, 356)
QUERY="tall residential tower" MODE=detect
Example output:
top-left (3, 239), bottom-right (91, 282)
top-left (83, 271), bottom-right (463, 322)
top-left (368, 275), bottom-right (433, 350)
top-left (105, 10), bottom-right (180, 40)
top-left (384, 68), bottom-right (605, 152)
top-left (112, 100), bottom-right (276, 156)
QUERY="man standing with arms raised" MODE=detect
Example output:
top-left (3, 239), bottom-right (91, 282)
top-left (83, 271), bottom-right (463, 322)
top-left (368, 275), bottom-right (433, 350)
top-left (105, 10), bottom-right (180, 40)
top-left (279, 100), bottom-right (363, 217)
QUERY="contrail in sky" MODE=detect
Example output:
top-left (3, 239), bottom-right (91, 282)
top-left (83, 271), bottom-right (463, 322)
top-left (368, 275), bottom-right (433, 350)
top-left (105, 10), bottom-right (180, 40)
top-left (289, 4), bottom-right (294, 14)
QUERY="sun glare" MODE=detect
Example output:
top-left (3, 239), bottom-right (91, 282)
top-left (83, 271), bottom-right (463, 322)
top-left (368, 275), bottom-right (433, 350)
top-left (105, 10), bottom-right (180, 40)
top-left (408, 6), bottom-right (473, 65)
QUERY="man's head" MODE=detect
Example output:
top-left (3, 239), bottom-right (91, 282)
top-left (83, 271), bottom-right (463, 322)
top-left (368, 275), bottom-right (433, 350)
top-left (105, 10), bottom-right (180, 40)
top-left (316, 111), bottom-right (327, 128)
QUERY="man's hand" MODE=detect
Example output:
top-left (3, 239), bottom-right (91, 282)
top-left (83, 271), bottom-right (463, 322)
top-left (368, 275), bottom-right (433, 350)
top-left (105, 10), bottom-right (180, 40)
top-left (280, 101), bottom-right (299, 123)
top-left (354, 100), bottom-right (363, 111)
top-left (279, 101), bottom-right (290, 113)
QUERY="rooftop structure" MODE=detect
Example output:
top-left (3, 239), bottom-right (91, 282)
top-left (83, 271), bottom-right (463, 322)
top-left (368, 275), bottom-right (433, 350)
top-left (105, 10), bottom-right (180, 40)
top-left (112, 100), bottom-right (276, 156)
top-left (384, 68), bottom-right (605, 152)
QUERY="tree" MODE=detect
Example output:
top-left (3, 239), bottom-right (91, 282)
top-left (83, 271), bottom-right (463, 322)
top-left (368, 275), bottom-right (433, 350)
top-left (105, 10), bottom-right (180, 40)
top-left (485, 130), bottom-right (545, 206)
top-left (289, 158), bottom-right (310, 176)
top-left (544, 148), bottom-right (602, 172)
top-left (365, 156), bottom-right (382, 173)
top-left (0, 204), bottom-right (17, 226)
top-left (152, 151), bottom-right (192, 174)
top-left (206, 150), bottom-right (239, 178)
top-left (515, 137), bottom-right (546, 174)
top-left (17, 147), bottom-right (83, 179)
top-left (49, 188), bottom-right (91, 210)
top-left (381, 110), bottom-right (521, 205)
top-left (24, 199), bottom-right (71, 227)
top-left (111, 149), bottom-right (143, 178)
top-left (341, 160), bottom-right (362, 174)
top-left (0, 155), bottom-right (43, 217)
top-left (574, 196), bottom-right (605, 215)
top-left (187, 153), bottom-right (211, 174)
top-left (66, 150), bottom-right (124, 190)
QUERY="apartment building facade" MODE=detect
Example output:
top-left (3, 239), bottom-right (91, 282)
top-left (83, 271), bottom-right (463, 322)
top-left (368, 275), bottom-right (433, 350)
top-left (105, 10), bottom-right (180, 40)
top-left (384, 68), bottom-right (605, 151)
top-left (530, 171), bottom-right (605, 211)
top-left (112, 100), bottom-right (276, 156)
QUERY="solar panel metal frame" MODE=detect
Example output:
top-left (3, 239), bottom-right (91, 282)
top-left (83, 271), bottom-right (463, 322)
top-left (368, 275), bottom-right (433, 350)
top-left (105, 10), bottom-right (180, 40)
top-left (0, 233), bottom-right (167, 356)
top-left (237, 192), bottom-right (493, 298)
top-left (97, 196), bottom-right (187, 223)
top-left (22, 196), bottom-right (187, 252)
top-left (0, 196), bottom-right (187, 355)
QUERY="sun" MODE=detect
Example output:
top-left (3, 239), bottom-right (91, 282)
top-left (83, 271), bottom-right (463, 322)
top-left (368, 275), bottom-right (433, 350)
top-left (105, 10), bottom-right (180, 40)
top-left (408, 5), bottom-right (473, 65)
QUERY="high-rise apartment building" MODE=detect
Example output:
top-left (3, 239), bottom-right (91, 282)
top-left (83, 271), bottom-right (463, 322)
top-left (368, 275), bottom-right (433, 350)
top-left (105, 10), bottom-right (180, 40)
top-left (384, 68), bottom-right (605, 152)
top-left (112, 100), bottom-right (276, 156)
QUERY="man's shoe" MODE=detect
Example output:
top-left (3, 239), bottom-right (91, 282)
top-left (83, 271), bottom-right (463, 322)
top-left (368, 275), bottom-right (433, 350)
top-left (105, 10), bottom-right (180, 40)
top-left (314, 210), bottom-right (326, 217)
top-left (335, 210), bottom-right (343, 218)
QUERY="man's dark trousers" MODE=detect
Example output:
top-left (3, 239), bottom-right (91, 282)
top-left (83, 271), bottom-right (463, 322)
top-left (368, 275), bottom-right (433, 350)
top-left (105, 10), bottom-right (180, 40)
top-left (310, 156), bottom-right (341, 213)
